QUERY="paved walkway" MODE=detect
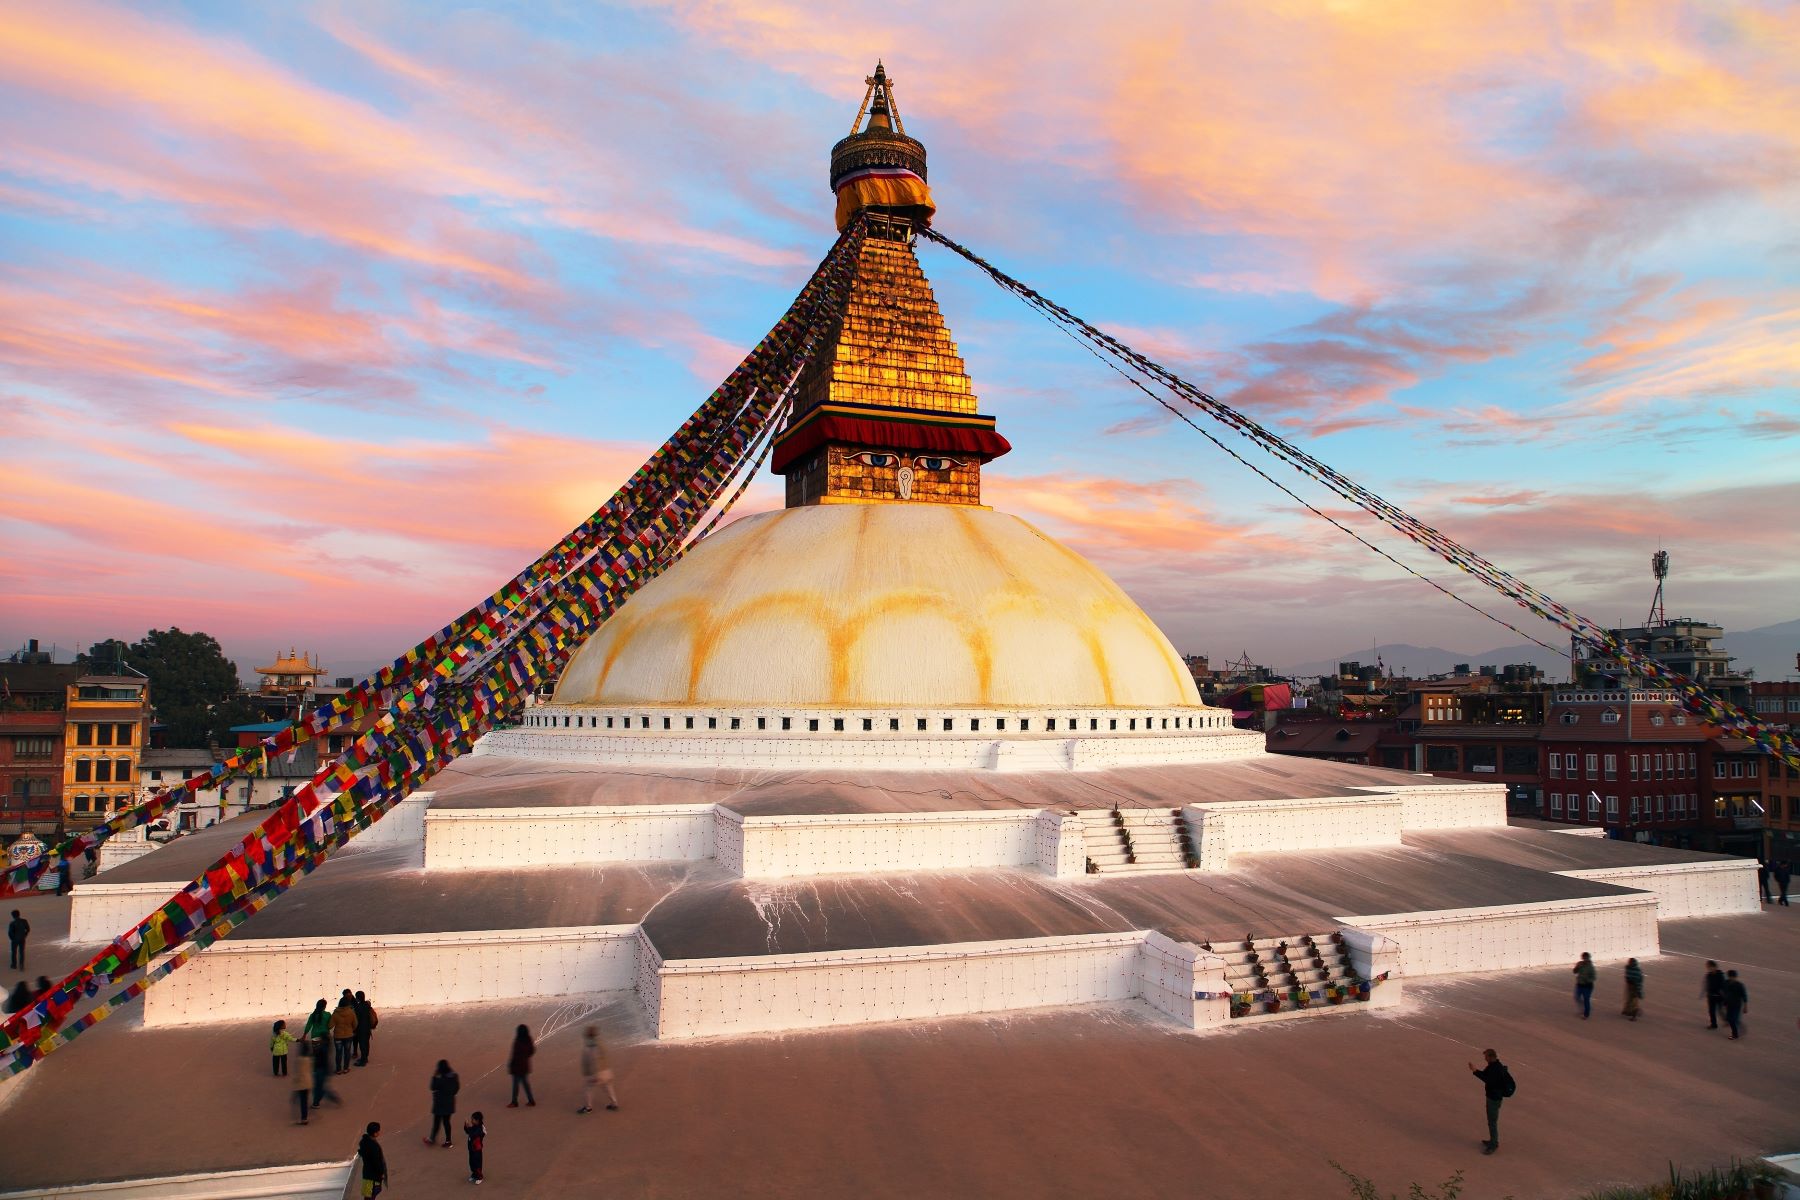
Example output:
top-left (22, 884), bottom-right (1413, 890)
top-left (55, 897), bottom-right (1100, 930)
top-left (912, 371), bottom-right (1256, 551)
top-left (2, 906), bottom-right (1797, 1196)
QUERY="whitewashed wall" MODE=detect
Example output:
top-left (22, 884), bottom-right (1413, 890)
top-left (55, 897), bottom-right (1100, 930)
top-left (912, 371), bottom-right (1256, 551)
top-left (141, 925), bottom-right (640, 1027)
top-left (68, 881), bottom-right (174, 944)
top-left (1339, 929), bottom-right (1405, 1010)
top-left (423, 804), bottom-right (715, 869)
top-left (1036, 811), bottom-right (1088, 879)
top-left (1340, 893), bottom-right (1658, 979)
top-left (1557, 859), bottom-right (1759, 920)
top-left (342, 792), bottom-right (429, 853)
top-left (735, 810), bottom-right (1040, 877)
top-left (1356, 782), bottom-right (1508, 830)
top-left (0, 1161), bottom-right (354, 1200)
top-left (651, 931), bottom-right (1148, 1039)
top-left (1184, 795), bottom-right (1403, 868)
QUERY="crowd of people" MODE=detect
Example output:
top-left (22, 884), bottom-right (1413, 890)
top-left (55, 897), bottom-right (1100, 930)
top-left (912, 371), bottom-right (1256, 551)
top-left (1568, 952), bottom-right (1750, 1035)
top-left (268, 999), bottom-right (620, 1194)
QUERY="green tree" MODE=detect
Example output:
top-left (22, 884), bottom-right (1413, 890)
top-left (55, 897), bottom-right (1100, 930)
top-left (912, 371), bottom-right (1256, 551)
top-left (96, 628), bottom-right (251, 746)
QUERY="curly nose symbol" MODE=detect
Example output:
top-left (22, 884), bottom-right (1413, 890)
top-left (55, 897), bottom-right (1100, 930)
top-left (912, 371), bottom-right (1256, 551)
top-left (896, 465), bottom-right (915, 500)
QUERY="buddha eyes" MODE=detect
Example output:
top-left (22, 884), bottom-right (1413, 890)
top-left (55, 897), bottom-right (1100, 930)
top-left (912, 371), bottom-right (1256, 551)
top-left (847, 452), bottom-right (965, 471)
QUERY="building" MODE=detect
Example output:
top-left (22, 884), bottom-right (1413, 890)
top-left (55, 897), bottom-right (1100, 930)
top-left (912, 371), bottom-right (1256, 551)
top-left (61, 674), bottom-right (150, 826)
top-left (1574, 618), bottom-right (1754, 706)
top-left (254, 649), bottom-right (327, 697)
top-left (1751, 681), bottom-right (1800, 858)
top-left (0, 654), bottom-right (83, 835)
top-left (138, 747), bottom-right (231, 831)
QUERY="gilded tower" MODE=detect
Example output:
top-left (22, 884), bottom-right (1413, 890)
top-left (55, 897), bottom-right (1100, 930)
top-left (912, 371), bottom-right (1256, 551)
top-left (772, 64), bottom-right (1010, 508)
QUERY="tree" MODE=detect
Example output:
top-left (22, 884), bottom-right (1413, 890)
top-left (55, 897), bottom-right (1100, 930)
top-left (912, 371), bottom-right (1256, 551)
top-left (95, 629), bottom-right (249, 746)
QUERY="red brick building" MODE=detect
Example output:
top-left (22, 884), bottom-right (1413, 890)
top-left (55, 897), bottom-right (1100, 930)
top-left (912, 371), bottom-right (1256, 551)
top-left (1752, 681), bottom-right (1800, 859)
top-left (0, 660), bottom-right (83, 835)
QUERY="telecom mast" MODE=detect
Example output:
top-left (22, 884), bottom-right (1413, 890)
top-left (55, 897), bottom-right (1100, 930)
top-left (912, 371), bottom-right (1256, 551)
top-left (1646, 550), bottom-right (1669, 626)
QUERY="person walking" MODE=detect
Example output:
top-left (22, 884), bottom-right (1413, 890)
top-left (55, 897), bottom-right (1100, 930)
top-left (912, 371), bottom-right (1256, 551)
top-left (357, 1122), bottom-right (388, 1198)
top-left (426, 1059), bottom-right (460, 1148)
top-left (353, 991), bottom-right (377, 1067)
top-left (1621, 958), bottom-right (1644, 1020)
top-left (271, 1020), bottom-right (293, 1076)
top-left (506, 1024), bottom-right (536, 1108)
top-left (1721, 969), bottom-right (1749, 1039)
top-left (331, 993), bottom-right (358, 1074)
top-left (7, 910), bottom-right (27, 970)
top-left (311, 1034), bottom-right (341, 1110)
top-left (291, 1040), bottom-right (315, 1124)
top-left (1757, 858), bottom-right (1772, 904)
top-left (578, 1025), bottom-right (619, 1113)
top-left (1467, 1048), bottom-right (1514, 1155)
top-left (463, 1111), bottom-right (486, 1184)
top-left (1572, 952), bottom-right (1596, 1019)
top-left (1776, 860), bottom-right (1793, 907)
top-left (302, 998), bottom-right (330, 1044)
top-left (1703, 960), bottom-right (1726, 1029)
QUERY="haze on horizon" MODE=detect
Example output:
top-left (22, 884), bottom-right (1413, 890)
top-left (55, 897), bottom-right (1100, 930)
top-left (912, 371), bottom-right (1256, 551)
top-left (3, 2), bottom-right (1796, 677)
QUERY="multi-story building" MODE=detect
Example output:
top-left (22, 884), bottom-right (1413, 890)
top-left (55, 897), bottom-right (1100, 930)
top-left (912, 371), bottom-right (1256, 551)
top-left (62, 674), bottom-right (150, 826)
top-left (1574, 618), bottom-right (1754, 706)
top-left (1401, 678), bottom-right (1546, 811)
top-left (1539, 688), bottom-right (1709, 847)
top-left (1751, 681), bottom-right (1800, 858)
top-left (0, 655), bottom-right (83, 835)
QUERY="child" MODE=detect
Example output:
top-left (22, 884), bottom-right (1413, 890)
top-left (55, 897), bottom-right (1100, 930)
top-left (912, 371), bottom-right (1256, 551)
top-left (271, 1020), bottom-right (293, 1076)
top-left (463, 1111), bottom-right (485, 1184)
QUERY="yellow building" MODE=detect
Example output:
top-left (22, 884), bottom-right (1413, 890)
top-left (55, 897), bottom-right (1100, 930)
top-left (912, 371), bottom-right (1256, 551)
top-left (63, 674), bottom-right (149, 825)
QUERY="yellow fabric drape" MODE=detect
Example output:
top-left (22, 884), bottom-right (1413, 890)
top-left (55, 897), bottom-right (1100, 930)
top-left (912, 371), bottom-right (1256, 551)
top-left (834, 173), bottom-right (936, 230)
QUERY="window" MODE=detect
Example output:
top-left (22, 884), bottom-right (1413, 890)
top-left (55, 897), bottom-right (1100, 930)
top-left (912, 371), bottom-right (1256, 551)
top-left (832, 718), bottom-right (844, 732)
top-left (1560, 712), bottom-right (1579, 725)
top-left (808, 719), bottom-right (819, 732)
top-left (1585, 754), bottom-right (1599, 779)
top-left (74, 759), bottom-right (92, 783)
top-left (1606, 794), bottom-right (1618, 817)
top-left (1654, 753), bottom-right (1664, 780)
top-left (730, 718), bottom-right (741, 730)
top-left (996, 718), bottom-right (1006, 731)
top-left (1090, 719), bottom-right (1098, 731)
top-left (1020, 719), bottom-right (1029, 731)
top-left (1656, 795), bottom-right (1665, 819)
top-left (756, 717), bottom-right (766, 730)
top-left (606, 717), bottom-right (614, 729)
top-left (1600, 708), bottom-right (1620, 725)
top-left (782, 718), bottom-right (792, 731)
top-left (1503, 746), bottom-right (1536, 774)
top-left (12, 737), bottom-right (53, 761)
top-left (1550, 792), bottom-right (1563, 815)
top-left (1790, 698), bottom-right (1800, 713)
top-left (917, 719), bottom-right (927, 731)
top-left (709, 717), bottom-right (718, 730)
top-left (944, 719), bottom-right (954, 731)
top-left (72, 793), bottom-right (91, 812)
top-left (1109, 719), bottom-right (1117, 730)
top-left (1603, 754), bottom-right (1616, 780)
top-left (1629, 754), bottom-right (1639, 781)
top-left (1730, 762), bottom-right (1742, 779)
top-left (889, 718), bottom-right (899, 731)
top-left (1629, 796), bottom-right (1639, 820)
top-left (1713, 760), bottom-right (1726, 780)
top-left (1047, 719), bottom-right (1057, 732)
top-left (685, 717), bottom-right (694, 729)
top-left (116, 723), bottom-right (134, 745)
top-left (1589, 793), bottom-right (1601, 815)
top-left (76, 724), bottom-right (95, 746)
top-left (1549, 753), bottom-right (1562, 779)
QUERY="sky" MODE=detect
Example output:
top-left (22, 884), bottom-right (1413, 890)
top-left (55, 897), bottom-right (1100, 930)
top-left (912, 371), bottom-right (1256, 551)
top-left (2, 0), bottom-right (1797, 681)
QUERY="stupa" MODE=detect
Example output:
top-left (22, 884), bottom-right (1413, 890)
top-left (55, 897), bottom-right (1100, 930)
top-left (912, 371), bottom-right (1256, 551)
top-left (19, 63), bottom-right (1762, 1198)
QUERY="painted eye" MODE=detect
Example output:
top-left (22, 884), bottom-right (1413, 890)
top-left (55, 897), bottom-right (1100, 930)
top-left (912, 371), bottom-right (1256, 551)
top-left (913, 456), bottom-right (962, 471)
top-left (851, 452), bottom-right (899, 468)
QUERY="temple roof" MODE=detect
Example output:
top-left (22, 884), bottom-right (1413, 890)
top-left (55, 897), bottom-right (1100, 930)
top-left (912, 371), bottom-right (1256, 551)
top-left (255, 648), bottom-right (323, 675)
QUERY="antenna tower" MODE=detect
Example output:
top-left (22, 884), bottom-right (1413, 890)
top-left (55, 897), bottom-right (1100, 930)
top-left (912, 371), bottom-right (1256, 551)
top-left (1647, 550), bottom-right (1669, 626)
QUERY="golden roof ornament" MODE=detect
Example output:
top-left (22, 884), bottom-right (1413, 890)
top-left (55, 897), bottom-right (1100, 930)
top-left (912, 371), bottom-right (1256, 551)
top-left (830, 61), bottom-right (935, 231)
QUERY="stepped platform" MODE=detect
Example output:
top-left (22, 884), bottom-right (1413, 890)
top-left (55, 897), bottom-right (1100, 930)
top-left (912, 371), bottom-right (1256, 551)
top-left (424, 752), bottom-right (1458, 816)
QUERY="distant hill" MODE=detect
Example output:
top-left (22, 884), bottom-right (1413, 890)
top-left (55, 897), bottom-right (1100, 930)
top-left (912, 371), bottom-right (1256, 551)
top-left (1719, 618), bottom-right (1800, 681)
top-left (1280, 618), bottom-right (1800, 684)
top-left (1279, 642), bottom-right (1570, 682)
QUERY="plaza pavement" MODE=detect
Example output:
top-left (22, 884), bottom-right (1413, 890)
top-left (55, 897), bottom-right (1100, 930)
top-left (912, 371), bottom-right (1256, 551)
top-left (0, 901), bottom-right (1796, 1197)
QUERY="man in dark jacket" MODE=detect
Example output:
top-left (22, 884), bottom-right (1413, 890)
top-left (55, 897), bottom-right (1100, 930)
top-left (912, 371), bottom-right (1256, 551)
top-left (357, 1122), bottom-right (388, 1197)
top-left (1702, 960), bottom-right (1726, 1029)
top-left (353, 991), bottom-right (375, 1067)
top-left (1467, 1048), bottom-right (1512, 1155)
top-left (7, 910), bottom-right (27, 970)
top-left (1721, 970), bottom-right (1749, 1040)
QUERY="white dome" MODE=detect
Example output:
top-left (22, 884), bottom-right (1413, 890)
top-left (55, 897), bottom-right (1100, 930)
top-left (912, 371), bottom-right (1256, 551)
top-left (554, 504), bottom-right (1200, 709)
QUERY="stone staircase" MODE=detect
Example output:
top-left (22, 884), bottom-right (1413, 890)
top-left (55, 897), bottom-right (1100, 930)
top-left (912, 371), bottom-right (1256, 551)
top-left (1081, 808), bottom-right (1198, 875)
top-left (1210, 932), bottom-right (1369, 1020)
